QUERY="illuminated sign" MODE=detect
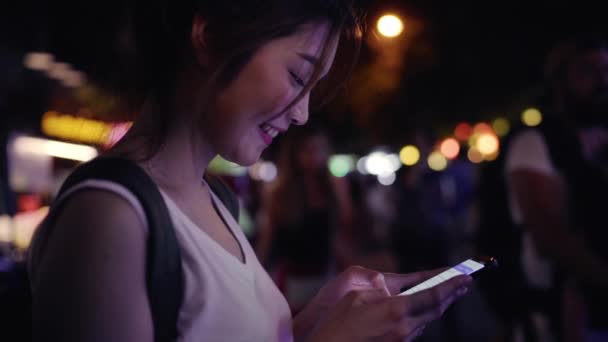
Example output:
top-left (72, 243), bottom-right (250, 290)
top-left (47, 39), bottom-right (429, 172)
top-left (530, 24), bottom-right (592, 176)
top-left (41, 111), bottom-right (132, 147)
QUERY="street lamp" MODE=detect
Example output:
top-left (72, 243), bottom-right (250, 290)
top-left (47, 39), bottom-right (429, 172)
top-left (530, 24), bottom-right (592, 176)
top-left (377, 14), bottom-right (404, 38)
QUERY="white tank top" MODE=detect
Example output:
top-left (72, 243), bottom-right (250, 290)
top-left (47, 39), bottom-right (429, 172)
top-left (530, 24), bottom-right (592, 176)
top-left (29, 179), bottom-right (293, 342)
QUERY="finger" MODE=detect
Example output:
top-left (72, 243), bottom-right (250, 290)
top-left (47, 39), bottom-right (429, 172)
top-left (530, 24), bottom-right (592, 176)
top-left (340, 266), bottom-right (391, 295)
top-left (381, 322), bottom-right (427, 342)
top-left (383, 268), bottom-right (448, 295)
top-left (404, 275), bottom-right (471, 316)
top-left (401, 291), bottom-right (464, 335)
top-left (345, 288), bottom-right (390, 306)
top-left (404, 325), bottom-right (426, 342)
top-left (343, 276), bottom-right (468, 340)
top-left (400, 276), bottom-right (471, 330)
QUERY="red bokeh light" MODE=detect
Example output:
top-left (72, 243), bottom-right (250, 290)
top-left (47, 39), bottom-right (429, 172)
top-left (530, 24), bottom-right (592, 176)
top-left (454, 123), bottom-right (473, 141)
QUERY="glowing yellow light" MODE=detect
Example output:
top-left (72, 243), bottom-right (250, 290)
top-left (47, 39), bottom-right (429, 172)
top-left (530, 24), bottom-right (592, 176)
top-left (428, 152), bottom-right (448, 171)
top-left (439, 138), bottom-right (460, 160)
top-left (522, 108), bottom-right (543, 127)
top-left (14, 136), bottom-right (98, 162)
top-left (492, 118), bottom-right (510, 137)
top-left (484, 150), bottom-right (500, 162)
top-left (0, 215), bottom-right (11, 244)
top-left (477, 133), bottom-right (500, 155)
top-left (399, 145), bottom-right (420, 166)
top-left (377, 14), bottom-right (404, 38)
top-left (41, 111), bottom-right (131, 146)
top-left (467, 147), bottom-right (484, 164)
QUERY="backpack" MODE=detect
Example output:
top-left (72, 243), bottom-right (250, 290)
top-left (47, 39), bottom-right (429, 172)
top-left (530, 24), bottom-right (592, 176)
top-left (1, 157), bottom-right (239, 342)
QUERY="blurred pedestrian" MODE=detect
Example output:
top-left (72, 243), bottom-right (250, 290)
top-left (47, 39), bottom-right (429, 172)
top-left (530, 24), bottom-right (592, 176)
top-left (256, 125), bottom-right (356, 312)
top-left (481, 33), bottom-right (608, 342)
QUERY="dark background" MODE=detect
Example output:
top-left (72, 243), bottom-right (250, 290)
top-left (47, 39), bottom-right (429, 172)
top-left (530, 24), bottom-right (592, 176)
top-left (1, 0), bottom-right (607, 148)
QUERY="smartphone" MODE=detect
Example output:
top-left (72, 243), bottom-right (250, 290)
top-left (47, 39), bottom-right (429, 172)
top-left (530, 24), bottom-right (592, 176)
top-left (398, 256), bottom-right (498, 296)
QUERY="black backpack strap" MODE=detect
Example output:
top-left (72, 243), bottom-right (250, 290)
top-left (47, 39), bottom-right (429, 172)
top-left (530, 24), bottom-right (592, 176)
top-left (57, 157), bottom-right (182, 342)
top-left (205, 175), bottom-right (239, 221)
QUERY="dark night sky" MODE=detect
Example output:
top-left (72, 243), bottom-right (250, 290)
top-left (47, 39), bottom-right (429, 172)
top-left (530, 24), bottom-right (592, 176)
top-left (1, 0), bottom-right (607, 148)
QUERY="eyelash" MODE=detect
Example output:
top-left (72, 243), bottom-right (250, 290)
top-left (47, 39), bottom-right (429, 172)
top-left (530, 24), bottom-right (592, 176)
top-left (289, 71), bottom-right (305, 87)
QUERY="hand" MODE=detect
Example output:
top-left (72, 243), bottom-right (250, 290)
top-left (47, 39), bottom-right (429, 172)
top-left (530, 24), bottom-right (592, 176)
top-left (309, 270), bottom-right (471, 342)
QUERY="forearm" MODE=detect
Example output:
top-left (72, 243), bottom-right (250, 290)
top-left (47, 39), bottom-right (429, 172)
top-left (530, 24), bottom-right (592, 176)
top-left (293, 301), bottom-right (322, 342)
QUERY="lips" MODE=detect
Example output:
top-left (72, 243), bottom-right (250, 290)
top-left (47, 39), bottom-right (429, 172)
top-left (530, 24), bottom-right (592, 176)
top-left (258, 127), bottom-right (273, 145)
top-left (258, 122), bottom-right (283, 145)
top-left (260, 123), bottom-right (279, 138)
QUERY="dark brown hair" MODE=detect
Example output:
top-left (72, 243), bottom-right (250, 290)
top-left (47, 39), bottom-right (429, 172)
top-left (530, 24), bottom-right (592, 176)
top-left (111, 0), bottom-right (361, 157)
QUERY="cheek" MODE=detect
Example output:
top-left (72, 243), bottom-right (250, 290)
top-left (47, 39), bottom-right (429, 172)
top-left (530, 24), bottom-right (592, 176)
top-left (254, 80), bottom-right (295, 118)
top-left (237, 58), bottom-right (298, 117)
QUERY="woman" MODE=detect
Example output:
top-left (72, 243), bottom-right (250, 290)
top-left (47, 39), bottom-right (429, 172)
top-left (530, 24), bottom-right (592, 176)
top-left (28, 1), bottom-right (472, 341)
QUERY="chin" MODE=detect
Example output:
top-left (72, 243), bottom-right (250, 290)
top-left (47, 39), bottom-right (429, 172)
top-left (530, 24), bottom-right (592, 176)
top-left (224, 152), bottom-right (261, 167)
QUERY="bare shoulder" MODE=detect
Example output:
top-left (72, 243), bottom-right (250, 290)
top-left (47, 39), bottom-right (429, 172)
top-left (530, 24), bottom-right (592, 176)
top-left (32, 189), bottom-right (153, 342)
top-left (39, 189), bottom-right (148, 269)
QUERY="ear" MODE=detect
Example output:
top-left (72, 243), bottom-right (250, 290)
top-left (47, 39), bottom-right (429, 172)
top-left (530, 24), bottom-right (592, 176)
top-left (191, 14), bottom-right (210, 67)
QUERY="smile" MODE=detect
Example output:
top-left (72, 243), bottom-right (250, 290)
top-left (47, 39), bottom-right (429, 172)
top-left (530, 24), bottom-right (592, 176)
top-left (259, 123), bottom-right (279, 145)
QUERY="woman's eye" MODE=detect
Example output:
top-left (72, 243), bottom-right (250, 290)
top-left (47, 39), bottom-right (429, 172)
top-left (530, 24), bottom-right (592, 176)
top-left (289, 71), bottom-right (305, 87)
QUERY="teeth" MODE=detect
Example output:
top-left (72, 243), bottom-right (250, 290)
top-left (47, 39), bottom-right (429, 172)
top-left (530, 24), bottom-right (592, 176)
top-left (261, 123), bottom-right (279, 138)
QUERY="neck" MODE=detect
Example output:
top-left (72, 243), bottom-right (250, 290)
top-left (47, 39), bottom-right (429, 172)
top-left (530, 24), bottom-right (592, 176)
top-left (113, 98), bottom-right (216, 193)
top-left (145, 123), bottom-right (216, 192)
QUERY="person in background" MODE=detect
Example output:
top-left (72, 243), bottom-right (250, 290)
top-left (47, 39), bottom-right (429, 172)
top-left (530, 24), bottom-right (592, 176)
top-left (256, 125), bottom-right (356, 312)
top-left (504, 33), bottom-right (608, 342)
top-left (28, 0), bottom-right (473, 341)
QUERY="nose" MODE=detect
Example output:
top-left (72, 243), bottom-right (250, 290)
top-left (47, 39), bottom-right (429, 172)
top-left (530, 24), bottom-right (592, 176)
top-left (290, 93), bottom-right (310, 126)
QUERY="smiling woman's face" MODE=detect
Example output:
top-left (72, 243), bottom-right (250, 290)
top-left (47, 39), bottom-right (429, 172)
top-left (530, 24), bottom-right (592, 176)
top-left (202, 22), bottom-right (339, 166)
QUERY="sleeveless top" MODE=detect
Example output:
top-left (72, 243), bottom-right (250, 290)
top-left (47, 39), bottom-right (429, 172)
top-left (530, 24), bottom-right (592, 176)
top-left (29, 179), bottom-right (293, 342)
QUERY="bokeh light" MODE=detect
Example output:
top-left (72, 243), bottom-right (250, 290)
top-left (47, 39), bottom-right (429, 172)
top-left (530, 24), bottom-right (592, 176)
top-left (365, 151), bottom-right (401, 175)
top-left (492, 118), bottom-right (511, 137)
top-left (522, 108), bottom-right (543, 127)
top-left (476, 133), bottom-right (500, 155)
top-left (356, 157), bottom-right (368, 174)
top-left (47, 62), bottom-right (72, 81)
top-left (454, 123), bottom-right (473, 141)
top-left (484, 150), bottom-right (500, 162)
top-left (474, 122), bottom-right (494, 135)
top-left (439, 138), bottom-right (460, 160)
top-left (467, 147), bottom-right (484, 164)
top-left (23, 52), bottom-right (54, 71)
top-left (428, 152), bottom-right (448, 171)
top-left (399, 145), bottom-right (420, 166)
top-left (377, 14), bottom-right (404, 38)
top-left (249, 161), bottom-right (277, 182)
top-left (13, 136), bottom-right (98, 162)
top-left (328, 155), bottom-right (355, 178)
top-left (62, 70), bottom-right (86, 88)
top-left (378, 172), bottom-right (396, 186)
